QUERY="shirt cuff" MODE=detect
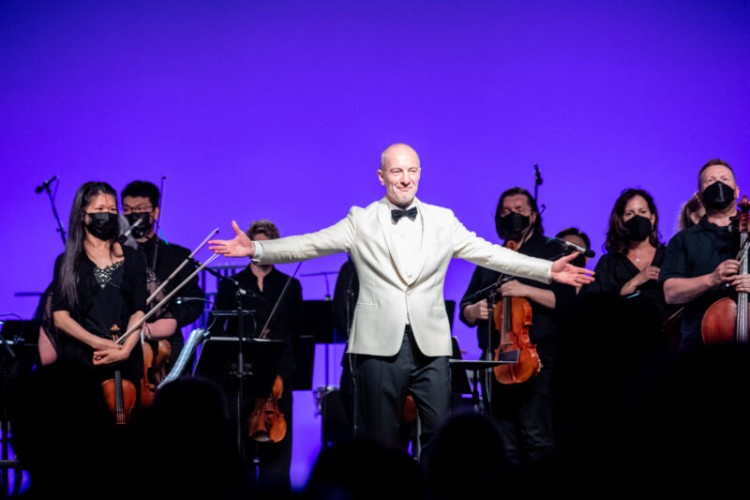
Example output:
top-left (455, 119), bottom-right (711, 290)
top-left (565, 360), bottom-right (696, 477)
top-left (252, 240), bottom-right (264, 262)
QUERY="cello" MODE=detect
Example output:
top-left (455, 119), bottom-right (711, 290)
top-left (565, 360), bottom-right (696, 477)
top-left (492, 240), bottom-right (542, 384)
top-left (701, 195), bottom-right (750, 344)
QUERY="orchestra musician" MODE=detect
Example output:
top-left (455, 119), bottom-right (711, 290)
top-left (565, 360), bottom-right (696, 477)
top-left (121, 180), bottom-right (205, 371)
top-left (459, 187), bottom-right (577, 467)
top-left (50, 181), bottom-right (147, 419)
top-left (210, 219), bottom-right (304, 496)
top-left (661, 159), bottom-right (748, 353)
top-left (585, 188), bottom-right (678, 347)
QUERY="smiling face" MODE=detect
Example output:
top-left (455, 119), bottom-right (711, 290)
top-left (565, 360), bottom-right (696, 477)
top-left (377, 143), bottom-right (421, 208)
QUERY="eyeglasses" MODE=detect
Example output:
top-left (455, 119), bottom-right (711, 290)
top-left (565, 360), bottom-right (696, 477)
top-left (122, 205), bottom-right (153, 214)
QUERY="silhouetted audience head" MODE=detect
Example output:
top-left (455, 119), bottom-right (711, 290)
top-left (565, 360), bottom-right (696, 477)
top-left (133, 376), bottom-right (253, 499)
top-left (303, 435), bottom-right (424, 500)
top-left (421, 408), bottom-right (508, 500)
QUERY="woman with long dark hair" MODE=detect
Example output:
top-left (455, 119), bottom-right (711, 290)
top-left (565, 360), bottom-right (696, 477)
top-left (51, 181), bottom-right (148, 420)
top-left (586, 187), bottom-right (678, 348)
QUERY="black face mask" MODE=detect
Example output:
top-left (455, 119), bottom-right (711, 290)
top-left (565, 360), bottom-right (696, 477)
top-left (623, 215), bottom-right (652, 242)
top-left (85, 212), bottom-right (120, 241)
top-left (125, 212), bottom-right (153, 239)
top-left (497, 212), bottom-right (530, 241)
top-left (701, 181), bottom-right (735, 210)
top-left (570, 254), bottom-right (586, 268)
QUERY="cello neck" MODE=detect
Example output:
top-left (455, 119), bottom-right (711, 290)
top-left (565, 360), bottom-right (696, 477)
top-left (735, 195), bottom-right (749, 343)
top-left (737, 232), bottom-right (748, 343)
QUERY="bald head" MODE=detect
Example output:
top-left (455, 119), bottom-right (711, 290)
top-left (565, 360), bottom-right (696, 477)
top-left (380, 143), bottom-right (420, 170)
top-left (378, 143), bottom-right (421, 208)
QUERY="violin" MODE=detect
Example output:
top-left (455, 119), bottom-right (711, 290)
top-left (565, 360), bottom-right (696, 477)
top-left (492, 240), bottom-right (542, 384)
top-left (246, 263), bottom-right (302, 444)
top-left (102, 366), bottom-right (137, 425)
top-left (140, 335), bottom-right (172, 408)
top-left (101, 334), bottom-right (137, 424)
top-left (701, 195), bottom-right (750, 344)
top-left (138, 261), bottom-right (175, 409)
top-left (248, 375), bottom-right (287, 443)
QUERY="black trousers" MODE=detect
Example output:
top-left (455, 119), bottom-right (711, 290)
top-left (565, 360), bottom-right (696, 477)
top-left (355, 326), bottom-right (451, 455)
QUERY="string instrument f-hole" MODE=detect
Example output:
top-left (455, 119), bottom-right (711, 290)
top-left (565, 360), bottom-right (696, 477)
top-left (492, 240), bottom-right (542, 384)
top-left (101, 333), bottom-right (137, 425)
top-left (701, 195), bottom-right (750, 345)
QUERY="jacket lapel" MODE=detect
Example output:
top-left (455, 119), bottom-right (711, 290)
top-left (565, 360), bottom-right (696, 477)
top-left (377, 200), bottom-right (406, 282)
top-left (377, 198), bottom-right (429, 286)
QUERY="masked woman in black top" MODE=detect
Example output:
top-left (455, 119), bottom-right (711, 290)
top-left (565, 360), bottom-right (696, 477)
top-left (586, 187), bottom-right (678, 347)
top-left (51, 181), bottom-right (148, 419)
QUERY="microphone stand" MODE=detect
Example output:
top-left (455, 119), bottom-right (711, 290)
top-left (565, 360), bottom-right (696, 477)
top-left (344, 266), bottom-right (358, 435)
top-left (40, 182), bottom-right (66, 245)
top-left (233, 283), bottom-right (253, 456)
top-left (200, 262), bottom-right (256, 453)
top-left (466, 275), bottom-right (510, 415)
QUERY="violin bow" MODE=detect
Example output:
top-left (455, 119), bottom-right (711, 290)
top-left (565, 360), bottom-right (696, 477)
top-left (146, 227), bottom-right (219, 305)
top-left (116, 252), bottom-right (220, 345)
top-left (257, 262), bottom-right (303, 339)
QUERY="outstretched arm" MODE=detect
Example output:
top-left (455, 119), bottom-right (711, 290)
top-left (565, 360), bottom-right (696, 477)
top-left (208, 220), bottom-right (256, 258)
top-left (550, 251), bottom-right (595, 287)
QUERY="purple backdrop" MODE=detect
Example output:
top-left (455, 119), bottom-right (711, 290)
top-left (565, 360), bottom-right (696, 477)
top-left (2, 0), bottom-right (748, 490)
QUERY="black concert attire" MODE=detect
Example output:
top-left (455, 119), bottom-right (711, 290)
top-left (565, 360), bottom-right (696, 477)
top-left (138, 236), bottom-right (205, 365)
top-left (51, 246), bottom-right (148, 391)
top-left (211, 265), bottom-right (304, 494)
top-left (331, 258), bottom-right (360, 430)
top-left (586, 244), bottom-right (680, 343)
top-left (660, 217), bottom-right (736, 353)
top-left (331, 257), bottom-right (419, 451)
top-left (459, 232), bottom-right (575, 466)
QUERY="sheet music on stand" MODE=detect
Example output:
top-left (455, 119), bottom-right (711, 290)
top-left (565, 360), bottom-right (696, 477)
top-left (193, 336), bottom-right (284, 399)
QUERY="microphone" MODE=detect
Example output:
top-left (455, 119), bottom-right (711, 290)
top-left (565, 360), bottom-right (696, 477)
top-left (553, 237), bottom-right (595, 258)
top-left (175, 297), bottom-right (208, 305)
top-left (117, 218), bottom-right (143, 244)
top-left (34, 175), bottom-right (58, 194)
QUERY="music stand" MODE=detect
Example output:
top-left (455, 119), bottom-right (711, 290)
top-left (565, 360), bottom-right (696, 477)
top-left (449, 350), bottom-right (519, 416)
top-left (449, 336), bottom-right (471, 397)
top-left (1, 320), bottom-right (39, 498)
top-left (292, 335), bottom-right (316, 391)
top-left (193, 336), bottom-right (284, 450)
top-left (303, 300), bottom-right (336, 344)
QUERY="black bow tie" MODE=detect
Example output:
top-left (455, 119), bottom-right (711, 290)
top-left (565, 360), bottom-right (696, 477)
top-left (391, 206), bottom-right (418, 223)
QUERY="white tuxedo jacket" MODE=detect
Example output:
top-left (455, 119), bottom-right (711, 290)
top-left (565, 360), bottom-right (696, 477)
top-left (256, 197), bottom-right (552, 357)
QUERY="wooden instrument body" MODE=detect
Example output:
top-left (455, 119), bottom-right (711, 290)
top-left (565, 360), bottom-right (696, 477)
top-left (492, 240), bottom-right (542, 384)
top-left (701, 196), bottom-right (750, 345)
